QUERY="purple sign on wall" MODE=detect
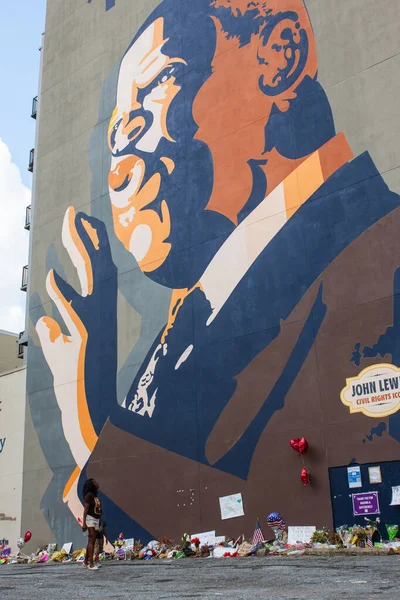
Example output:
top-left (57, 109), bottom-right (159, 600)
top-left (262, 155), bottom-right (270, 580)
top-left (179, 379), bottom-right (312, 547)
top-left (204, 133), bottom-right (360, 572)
top-left (352, 492), bottom-right (380, 516)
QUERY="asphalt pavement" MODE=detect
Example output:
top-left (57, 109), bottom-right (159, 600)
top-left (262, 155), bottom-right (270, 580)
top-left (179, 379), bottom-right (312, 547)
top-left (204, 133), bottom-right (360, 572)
top-left (0, 556), bottom-right (398, 600)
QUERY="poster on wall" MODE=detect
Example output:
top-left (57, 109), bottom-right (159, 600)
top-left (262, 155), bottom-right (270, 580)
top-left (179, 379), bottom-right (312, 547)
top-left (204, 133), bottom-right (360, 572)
top-left (340, 363), bottom-right (400, 418)
top-left (352, 492), bottom-right (380, 516)
top-left (368, 466), bottom-right (382, 484)
top-left (219, 493), bottom-right (245, 520)
top-left (347, 466), bottom-right (362, 489)
top-left (390, 486), bottom-right (400, 506)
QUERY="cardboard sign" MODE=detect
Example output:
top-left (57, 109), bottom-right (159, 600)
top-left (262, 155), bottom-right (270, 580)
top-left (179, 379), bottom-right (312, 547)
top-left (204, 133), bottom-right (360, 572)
top-left (190, 531), bottom-right (217, 546)
top-left (189, 531), bottom-right (226, 547)
top-left (104, 540), bottom-right (115, 554)
top-left (287, 526), bottom-right (316, 545)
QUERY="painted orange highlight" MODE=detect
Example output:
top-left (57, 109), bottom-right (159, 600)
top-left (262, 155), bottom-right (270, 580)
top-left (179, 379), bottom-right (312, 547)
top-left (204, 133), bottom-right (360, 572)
top-left (320, 132), bottom-right (353, 180)
top-left (161, 282), bottom-right (203, 344)
top-left (108, 156), bottom-right (145, 192)
top-left (67, 207), bottom-right (94, 296)
top-left (284, 152), bottom-right (323, 220)
top-left (110, 169), bottom-right (170, 267)
top-left (49, 270), bottom-right (98, 453)
top-left (42, 316), bottom-right (71, 344)
top-left (63, 465), bottom-right (81, 500)
top-left (81, 219), bottom-right (100, 250)
top-left (284, 134), bottom-right (353, 220)
top-left (133, 173), bottom-right (161, 211)
top-left (160, 157), bottom-right (175, 174)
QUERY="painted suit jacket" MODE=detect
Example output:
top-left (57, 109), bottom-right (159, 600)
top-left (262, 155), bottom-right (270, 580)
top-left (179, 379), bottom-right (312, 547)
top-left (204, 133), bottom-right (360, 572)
top-left (85, 150), bottom-right (400, 540)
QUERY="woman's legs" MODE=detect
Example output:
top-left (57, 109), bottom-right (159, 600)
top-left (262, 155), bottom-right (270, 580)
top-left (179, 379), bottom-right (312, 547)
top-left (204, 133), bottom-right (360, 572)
top-left (86, 528), bottom-right (97, 568)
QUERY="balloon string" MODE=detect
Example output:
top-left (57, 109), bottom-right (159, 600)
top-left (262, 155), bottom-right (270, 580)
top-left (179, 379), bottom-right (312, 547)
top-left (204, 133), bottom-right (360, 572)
top-left (298, 453), bottom-right (307, 472)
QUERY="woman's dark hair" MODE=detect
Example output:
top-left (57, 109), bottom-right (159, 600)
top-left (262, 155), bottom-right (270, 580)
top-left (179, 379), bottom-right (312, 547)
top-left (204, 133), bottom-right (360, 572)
top-left (83, 478), bottom-right (98, 496)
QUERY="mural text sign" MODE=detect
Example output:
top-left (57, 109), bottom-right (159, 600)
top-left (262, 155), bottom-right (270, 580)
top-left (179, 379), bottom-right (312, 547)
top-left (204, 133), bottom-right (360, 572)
top-left (341, 364), bottom-right (400, 418)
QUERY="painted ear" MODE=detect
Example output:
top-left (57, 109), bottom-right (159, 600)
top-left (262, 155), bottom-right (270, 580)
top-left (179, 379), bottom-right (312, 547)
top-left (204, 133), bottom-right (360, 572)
top-left (257, 11), bottom-right (309, 99)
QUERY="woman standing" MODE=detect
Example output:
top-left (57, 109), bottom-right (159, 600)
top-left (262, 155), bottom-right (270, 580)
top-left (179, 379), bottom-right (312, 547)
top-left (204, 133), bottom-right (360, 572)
top-left (82, 479), bottom-right (102, 570)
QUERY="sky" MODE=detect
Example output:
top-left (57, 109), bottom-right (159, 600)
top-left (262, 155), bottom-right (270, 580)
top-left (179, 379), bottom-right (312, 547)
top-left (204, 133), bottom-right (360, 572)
top-left (0, 0), bottom-right (46, 334)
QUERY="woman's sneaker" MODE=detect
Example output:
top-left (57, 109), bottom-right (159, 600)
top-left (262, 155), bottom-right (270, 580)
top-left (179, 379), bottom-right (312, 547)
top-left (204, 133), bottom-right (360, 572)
top-left (87, 565), bottom-right (99, 571)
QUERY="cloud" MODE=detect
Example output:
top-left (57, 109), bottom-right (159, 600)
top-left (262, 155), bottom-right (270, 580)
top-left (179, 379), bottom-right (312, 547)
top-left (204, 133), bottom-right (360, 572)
top-left (0, 138), bottom-right (30, 333)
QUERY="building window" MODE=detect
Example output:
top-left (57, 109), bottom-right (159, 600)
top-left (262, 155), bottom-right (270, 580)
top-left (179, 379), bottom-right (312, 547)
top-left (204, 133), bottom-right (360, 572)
top-left (21, 265), bottom-right (28, 292)
top-left (28, 148), bottom-right (34, 173)
top-left (18, 331), bottom-right (28, 359)
top-left (31, 96), bottom-right (38, 119)
top-left (25, 205), bottom-right (31, 230)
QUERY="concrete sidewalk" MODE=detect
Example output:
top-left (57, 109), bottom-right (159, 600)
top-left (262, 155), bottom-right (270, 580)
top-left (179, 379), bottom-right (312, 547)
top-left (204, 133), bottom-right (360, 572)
top-left (0, 556), bottom-right (398, 599)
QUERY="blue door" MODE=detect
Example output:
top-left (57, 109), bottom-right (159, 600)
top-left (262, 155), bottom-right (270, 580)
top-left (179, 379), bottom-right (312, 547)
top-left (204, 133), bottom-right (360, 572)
top-left (329, 460), bottom-right (400, 540)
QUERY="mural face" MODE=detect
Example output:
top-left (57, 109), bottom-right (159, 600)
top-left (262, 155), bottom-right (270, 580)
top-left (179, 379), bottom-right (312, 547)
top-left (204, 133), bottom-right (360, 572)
top-left (108, 17), bottom-right (185, 272)
top-left (32, 0), bottom-right (400, 543)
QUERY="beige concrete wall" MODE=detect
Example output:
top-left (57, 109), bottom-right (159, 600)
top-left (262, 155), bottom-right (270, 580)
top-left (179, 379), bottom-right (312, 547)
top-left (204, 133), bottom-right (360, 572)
top-left (305, 0), bottom-right (400, 195)
top-left (0, 331), bottom-right (20, 375)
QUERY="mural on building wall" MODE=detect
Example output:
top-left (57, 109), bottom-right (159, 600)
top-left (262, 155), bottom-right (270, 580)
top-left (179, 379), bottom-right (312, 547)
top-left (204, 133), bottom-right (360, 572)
top-left (32, 0), bottom-right (400, 542)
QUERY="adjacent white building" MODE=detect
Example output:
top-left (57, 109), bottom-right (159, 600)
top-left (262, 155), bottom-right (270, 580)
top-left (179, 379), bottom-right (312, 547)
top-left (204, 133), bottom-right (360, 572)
top-left (0, 366), bottom-right (26, 552)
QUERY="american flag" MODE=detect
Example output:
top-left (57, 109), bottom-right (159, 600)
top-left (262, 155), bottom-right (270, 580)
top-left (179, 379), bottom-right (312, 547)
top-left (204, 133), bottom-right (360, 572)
top-left (252, 519), bottom-right (265, 545)
top-left (366, 536), bottom-right (373, 548)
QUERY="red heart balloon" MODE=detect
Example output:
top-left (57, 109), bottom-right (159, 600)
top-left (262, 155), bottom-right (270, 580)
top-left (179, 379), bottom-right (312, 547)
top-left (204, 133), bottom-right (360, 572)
top-left (298, 437), bottom-right (309, 455)
top-left (300, 468), bottom-right (310, 486)
top-left (24, 531), bottom-right (32, 543)
top-left (290, 438), bottom-right (301, 453)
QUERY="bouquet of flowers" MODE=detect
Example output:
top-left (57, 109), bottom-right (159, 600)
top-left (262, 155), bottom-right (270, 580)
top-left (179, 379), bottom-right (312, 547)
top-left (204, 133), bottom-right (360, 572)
top-left (311, 529), bottom-right (329, 544)
top-left (386, 524), bottom-right (399, 542)
top-left (336, 526), bottom-right (353, 548)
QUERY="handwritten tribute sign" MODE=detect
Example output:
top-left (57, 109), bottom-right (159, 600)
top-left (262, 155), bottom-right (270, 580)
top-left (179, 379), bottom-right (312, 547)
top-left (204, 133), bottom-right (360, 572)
top-left (219, 493), bottom-right (244, 520)
top-left (287, 526), bottom-right (316, 545)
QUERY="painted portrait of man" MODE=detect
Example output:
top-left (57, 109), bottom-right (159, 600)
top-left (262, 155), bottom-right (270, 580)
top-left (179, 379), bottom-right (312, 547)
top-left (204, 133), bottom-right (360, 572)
top-left (33, 0), bottom-right (400, 541)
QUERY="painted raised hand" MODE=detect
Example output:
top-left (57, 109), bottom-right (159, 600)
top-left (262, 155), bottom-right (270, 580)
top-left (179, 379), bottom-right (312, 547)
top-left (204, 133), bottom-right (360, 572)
top-left (36, 206), bottom-right (118, 518)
